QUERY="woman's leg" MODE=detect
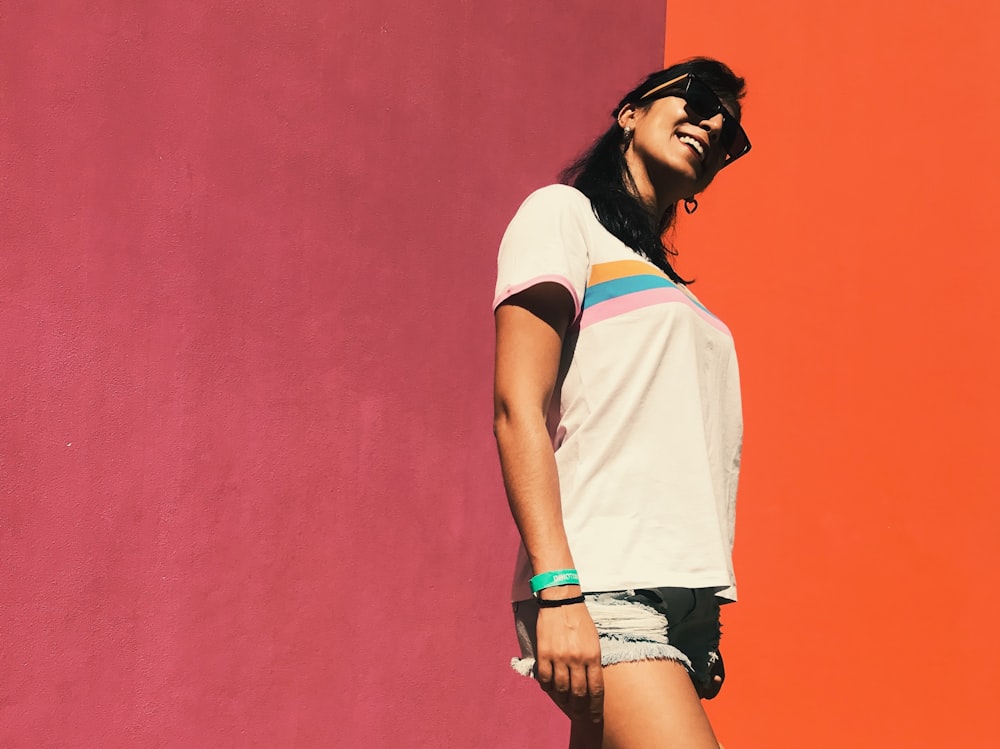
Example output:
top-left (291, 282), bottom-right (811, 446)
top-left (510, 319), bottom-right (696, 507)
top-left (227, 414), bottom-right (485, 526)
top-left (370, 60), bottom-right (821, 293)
top-left (567, 659), bottom-right (720, 749)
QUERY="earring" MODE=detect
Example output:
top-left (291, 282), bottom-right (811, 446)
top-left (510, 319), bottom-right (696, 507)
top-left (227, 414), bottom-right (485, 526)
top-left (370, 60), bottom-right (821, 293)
top-left (683, 197), bottom-right (699, 215)
top-left (623, 126), bottom-right (633, 142)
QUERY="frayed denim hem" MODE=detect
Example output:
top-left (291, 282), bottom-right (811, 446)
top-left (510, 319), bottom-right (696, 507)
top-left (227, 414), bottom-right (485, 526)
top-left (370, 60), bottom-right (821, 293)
top-left (510, 643), bottom-right (691, 680)
top-left (510, 656), bottom-right (535, 677)
top-left (599, 638), bottom-right (692, 670)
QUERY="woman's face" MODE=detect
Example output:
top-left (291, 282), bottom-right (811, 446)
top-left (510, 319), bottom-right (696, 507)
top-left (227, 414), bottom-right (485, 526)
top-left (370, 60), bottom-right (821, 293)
top-left (622, 94), bottom-right (737, 197)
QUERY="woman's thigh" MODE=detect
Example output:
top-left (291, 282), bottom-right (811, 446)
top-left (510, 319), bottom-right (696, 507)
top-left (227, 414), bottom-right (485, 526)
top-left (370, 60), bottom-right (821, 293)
top-left (568, 659), bottom-right (720, 749)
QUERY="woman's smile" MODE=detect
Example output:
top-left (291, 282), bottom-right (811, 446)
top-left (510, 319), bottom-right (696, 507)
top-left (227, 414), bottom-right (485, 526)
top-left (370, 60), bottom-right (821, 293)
top-left (677, 133), bottom-right (707, 162)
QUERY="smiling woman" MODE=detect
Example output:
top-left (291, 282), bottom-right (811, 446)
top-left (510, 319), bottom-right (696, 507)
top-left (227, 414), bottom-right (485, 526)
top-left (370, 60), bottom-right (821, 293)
top-left (492, 58), bottom-right (749, 749)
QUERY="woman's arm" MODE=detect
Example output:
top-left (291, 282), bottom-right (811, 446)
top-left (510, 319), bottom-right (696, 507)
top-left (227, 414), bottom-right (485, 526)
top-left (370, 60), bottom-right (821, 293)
top-left (493, 281), bottom-right (604, 725)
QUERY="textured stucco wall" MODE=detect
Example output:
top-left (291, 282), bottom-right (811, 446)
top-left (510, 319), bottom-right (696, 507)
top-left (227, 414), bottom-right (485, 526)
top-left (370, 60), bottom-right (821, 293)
top-left (0, 2), bottom-right (666, 746)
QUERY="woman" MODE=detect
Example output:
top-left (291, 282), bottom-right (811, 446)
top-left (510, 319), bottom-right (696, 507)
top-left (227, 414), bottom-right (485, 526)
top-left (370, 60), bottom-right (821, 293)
top-left (492, 58), bottom-right (750, 748)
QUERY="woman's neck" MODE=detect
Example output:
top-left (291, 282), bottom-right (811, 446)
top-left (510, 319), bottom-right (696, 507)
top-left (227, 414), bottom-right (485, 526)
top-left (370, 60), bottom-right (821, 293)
top-left (623, 151), bottom-right (687, 218)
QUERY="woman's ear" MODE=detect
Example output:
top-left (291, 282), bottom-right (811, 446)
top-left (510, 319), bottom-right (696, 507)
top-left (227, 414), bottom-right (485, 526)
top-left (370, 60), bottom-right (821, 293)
top-left (617, 104), bottom-right (639, 131)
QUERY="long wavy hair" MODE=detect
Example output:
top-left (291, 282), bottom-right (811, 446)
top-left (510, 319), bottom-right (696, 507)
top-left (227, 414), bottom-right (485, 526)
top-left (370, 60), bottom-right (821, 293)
top-left (560, 58), bottom-right (746, 284)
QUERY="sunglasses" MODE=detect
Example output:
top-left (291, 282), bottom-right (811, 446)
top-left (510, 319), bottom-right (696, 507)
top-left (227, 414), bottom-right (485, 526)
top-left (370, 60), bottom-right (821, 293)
top-left (638, 73), bottom-right (751, 167)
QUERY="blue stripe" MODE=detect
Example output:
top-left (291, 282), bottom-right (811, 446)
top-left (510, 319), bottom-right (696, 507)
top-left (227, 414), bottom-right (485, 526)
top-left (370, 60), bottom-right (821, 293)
top-left (583, 275), bottom-right (675, 309)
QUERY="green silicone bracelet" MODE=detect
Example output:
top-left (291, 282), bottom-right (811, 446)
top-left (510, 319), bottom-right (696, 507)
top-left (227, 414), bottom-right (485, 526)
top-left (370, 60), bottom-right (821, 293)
top-left (530, 569), bottom-right (580, 594)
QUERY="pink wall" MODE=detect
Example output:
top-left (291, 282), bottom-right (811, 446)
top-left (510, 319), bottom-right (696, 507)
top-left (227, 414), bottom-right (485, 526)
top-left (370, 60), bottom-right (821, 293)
top-left (1, 2), bottom-right (664, 746)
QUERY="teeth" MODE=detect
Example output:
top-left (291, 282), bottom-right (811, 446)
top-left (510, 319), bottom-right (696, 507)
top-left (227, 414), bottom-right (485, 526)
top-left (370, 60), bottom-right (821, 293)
top-left (678, 135), bottom-right (704, 158)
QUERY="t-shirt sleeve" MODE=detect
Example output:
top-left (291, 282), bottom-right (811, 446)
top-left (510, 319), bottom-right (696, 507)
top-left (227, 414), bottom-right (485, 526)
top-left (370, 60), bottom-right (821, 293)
top-left (493, 185), bottom-right (591, 321)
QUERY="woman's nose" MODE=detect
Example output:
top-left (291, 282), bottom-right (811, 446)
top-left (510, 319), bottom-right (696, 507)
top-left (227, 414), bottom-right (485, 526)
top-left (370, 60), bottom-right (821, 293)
top-left (700, 112), bottom-right (725, 142)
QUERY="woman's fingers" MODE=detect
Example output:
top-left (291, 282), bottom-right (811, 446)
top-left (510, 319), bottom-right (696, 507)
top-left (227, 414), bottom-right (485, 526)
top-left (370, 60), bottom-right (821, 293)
top-left (546, 660), bottom-right (598, 721)
top-left (586, 662), bottom-right (605, 723)
top-left (536, 657), bottom-right (555, 694)
top-left (552, 661), bottom-right (571, 700)
top-left (536, 655), bottom-right (604, 720)
top-left (551, 655), bottom-right (604, 719)
top-left (567, 661), bottom-right (595, 721)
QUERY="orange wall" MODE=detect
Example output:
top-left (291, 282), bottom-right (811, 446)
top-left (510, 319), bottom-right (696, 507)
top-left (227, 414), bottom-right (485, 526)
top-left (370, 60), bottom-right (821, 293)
top-left (665, 1), bottom-right (1000, 745)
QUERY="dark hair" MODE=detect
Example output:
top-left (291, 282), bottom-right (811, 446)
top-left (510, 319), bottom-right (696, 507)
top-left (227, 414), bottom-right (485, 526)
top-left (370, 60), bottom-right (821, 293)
top-left (560, 57), bottom-right (746, 284)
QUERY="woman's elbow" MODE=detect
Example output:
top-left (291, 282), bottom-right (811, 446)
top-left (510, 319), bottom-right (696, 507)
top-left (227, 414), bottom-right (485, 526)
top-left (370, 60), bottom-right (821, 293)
top-left (493, 398), bottom-right (512, 441)
top-left (493, 397), bottom-right (544, 442)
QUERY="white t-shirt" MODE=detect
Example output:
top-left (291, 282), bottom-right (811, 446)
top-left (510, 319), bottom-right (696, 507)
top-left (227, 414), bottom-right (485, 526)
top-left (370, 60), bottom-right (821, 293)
top-left (494, 185), bottom-right (743, 602)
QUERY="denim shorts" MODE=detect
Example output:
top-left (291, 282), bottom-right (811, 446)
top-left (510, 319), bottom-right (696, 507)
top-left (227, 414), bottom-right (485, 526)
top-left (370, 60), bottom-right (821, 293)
top-left (511, 587), bottom-right (724, 698)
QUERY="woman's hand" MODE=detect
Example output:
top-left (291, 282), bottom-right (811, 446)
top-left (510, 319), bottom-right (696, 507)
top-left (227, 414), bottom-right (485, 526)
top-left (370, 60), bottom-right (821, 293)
top-left (535, 593), bottom-right (604, 724)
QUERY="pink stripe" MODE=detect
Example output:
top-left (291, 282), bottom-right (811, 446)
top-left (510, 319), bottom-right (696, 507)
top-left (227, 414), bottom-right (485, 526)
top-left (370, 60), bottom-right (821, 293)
top-left (492, 274), bottom-right (582, 321)
top-left (580, 287), bottom-right (731, 336)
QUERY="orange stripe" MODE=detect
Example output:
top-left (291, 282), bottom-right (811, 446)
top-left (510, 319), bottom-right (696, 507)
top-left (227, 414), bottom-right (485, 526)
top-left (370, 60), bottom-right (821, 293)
top-left (588, 260), bottom-right (667, 287)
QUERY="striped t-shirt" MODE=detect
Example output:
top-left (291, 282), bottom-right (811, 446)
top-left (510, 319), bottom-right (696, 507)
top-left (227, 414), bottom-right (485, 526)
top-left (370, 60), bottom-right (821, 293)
top-left (494, 185), bottom-right (743, 602)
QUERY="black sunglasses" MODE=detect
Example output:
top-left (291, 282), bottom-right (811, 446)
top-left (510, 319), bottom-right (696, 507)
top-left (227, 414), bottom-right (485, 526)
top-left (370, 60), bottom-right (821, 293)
top-left (638, 73), bottom-right (751, 167)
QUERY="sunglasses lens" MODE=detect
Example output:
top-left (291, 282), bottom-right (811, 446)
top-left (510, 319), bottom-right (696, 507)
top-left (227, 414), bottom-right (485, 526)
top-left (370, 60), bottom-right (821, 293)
top-left (719, 120), bottom-right (745, 158)
top-left (683, 82), bottom-right (721, 122)
top-left (727, 129), bottom-right (749, 161)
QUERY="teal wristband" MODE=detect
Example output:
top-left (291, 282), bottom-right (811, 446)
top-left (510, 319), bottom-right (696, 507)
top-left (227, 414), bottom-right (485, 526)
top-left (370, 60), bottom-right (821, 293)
top-left (530, 569), bottom-right (580, 595)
